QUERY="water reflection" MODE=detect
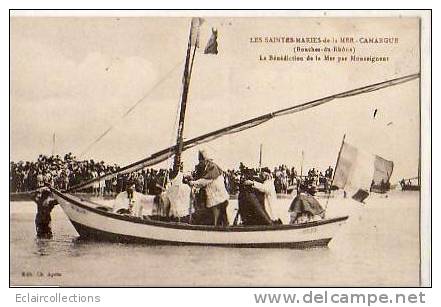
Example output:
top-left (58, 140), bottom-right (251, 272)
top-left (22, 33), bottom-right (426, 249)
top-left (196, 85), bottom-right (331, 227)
top-left (34, 238), bottom-right (51, 256)
top-left (34, 234), bottom-right (79, 257)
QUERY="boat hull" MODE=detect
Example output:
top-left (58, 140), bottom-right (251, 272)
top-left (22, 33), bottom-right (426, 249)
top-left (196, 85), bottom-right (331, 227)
top-left (401, 185), bottom-right (420, 191)
top-left (70, 220), bottom-right (333, 248)
top-left (51, 189), bottom-right (348, 248)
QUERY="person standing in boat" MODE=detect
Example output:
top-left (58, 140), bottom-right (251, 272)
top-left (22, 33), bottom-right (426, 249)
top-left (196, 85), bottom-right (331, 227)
top-left (188, 149), bottom-right (229, 226)
top-left (91, 168), bottom-right (99, 196)
top-left (157, 163), bottom-right (192, 220)
top-left (99, 169), bottom-right (106, 197)
top-left (243, 167), bottom-right (276, 220)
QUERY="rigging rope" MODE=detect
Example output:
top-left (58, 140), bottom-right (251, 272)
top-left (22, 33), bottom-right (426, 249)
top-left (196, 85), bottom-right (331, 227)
top-left (78, 60), bottom-right (185, 158)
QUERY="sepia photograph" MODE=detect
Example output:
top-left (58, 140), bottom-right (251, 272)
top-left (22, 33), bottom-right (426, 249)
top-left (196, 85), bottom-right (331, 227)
top-left (9, 10), bottom-right (430, 287)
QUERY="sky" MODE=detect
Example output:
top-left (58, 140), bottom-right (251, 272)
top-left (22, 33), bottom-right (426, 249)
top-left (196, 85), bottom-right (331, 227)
top-left (10, 16), bottom-right (420, 182)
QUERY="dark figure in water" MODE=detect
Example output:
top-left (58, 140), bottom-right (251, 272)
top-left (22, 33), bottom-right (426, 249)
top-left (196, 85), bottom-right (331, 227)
top-left (33, 189), bottom-right (58, 239)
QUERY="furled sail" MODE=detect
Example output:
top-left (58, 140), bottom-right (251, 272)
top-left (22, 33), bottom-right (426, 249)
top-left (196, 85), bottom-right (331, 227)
top-left (68, 73), bottom-right (419, 192)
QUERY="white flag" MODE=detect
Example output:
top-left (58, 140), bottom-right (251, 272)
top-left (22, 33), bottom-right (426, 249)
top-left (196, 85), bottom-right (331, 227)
top-left (333, 142), bottom-right (392, 202)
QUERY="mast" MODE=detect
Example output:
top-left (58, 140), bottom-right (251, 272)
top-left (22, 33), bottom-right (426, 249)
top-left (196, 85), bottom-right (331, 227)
top-left (331, 134), bottom-right (346, 186)
top-left (324, 134), bottom-right (346, 209)
top-left (329, 133), bottom-right (346, 195)
top-left (172, 18), bottom-right (201, 177)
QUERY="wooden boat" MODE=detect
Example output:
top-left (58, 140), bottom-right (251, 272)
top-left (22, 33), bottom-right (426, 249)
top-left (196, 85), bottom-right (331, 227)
top-left (401, 184), bottom-right (420, 191)
top-left (400, 177), bottom-right (420, 191)
top-left (52, 18), bottom-right (419, 248)
top-left (51, 188), bottom-right (348, 248)
top-left (401, 184), bottom-right (421, 191)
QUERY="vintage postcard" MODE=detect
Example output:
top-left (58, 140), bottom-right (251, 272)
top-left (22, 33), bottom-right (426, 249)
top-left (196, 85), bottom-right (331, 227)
top-left (10, 10), bottom-right (431, 287)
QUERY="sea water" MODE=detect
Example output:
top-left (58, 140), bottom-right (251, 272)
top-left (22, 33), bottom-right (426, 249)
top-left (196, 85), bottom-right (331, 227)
top-left (10, 191), bottom-right (420, 286)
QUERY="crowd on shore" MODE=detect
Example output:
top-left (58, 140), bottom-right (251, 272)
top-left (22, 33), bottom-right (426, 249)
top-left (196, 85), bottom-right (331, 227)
top-left (9, 153), bottom-right (171, 196)
top-left (10, 153), bottom-right (334, 195)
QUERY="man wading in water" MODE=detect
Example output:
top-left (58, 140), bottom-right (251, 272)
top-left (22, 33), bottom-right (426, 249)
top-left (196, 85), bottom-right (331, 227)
top-left (34, 188), bottom-right (58, 239)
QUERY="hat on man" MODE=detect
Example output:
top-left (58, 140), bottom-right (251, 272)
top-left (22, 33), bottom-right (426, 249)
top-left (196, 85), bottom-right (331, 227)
top-left (198, 148), bottom-right (211, 161)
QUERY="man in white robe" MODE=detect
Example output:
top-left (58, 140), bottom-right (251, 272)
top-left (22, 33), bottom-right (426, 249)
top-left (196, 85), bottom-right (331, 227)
top-left (164, 172), bottom-right (191, 218)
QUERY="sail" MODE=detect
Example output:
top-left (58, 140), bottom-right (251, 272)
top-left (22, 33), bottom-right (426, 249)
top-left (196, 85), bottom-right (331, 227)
top-left (373, 155), bottom-right (394, 184)
top-left (68, 73), bottom-right (418, 192)
top-left (333, 142), bottom-right (375, 192)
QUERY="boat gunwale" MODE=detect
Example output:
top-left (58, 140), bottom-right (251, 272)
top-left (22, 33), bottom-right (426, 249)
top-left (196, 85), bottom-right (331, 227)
top-left (51, 188), bottom-right (349, 232)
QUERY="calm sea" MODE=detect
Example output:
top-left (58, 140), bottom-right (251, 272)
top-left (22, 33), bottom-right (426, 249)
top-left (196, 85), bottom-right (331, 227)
top-left (10, 191), bottom-right (420, 286)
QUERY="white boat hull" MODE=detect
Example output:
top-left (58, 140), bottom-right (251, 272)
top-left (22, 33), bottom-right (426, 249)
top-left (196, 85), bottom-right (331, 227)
top-left (52, 189), bottom-right (348, 248)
